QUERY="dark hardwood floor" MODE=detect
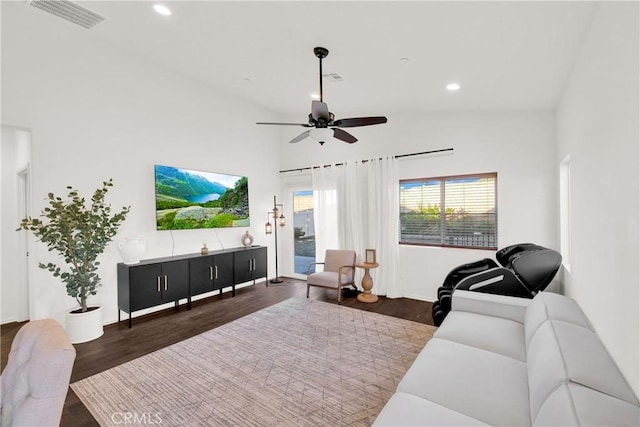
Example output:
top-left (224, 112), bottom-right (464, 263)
top-left (1, 278), bottom-right (433, 426)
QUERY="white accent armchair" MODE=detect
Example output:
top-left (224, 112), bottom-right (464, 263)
top-left (306, 249), bottom-right (357, 302)
top-left (1, 319), bottom-right (76, 427)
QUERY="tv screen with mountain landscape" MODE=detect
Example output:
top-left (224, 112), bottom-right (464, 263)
top-left (155, 165), bottom-right (249, 230)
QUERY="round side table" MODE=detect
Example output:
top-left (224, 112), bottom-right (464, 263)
top-left (355, 262), bottom-right (379, 303)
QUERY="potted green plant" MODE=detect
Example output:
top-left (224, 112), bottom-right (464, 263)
top-left (20, 179), bottom-right (129, 343)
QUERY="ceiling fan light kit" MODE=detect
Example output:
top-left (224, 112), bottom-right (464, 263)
top-left (257, 47), bottom-right (388, 145)
top-left (309, 128), bottom-right (334, 145)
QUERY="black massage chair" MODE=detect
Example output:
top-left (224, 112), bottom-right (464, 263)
top-left (431, 243), bottom-right (562, 326)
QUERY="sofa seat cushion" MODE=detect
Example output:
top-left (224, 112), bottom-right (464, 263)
top-left (533, 383), bottom-right (640, 426)
top-left (435, 311), bottom-right (526, 361)
top-left (373, 392), bottom-right (490, 426)
top-left (397, 338), bottom-right (530, 426)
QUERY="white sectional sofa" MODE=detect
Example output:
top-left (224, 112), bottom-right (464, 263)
top-left (374, 290), bottom-right (640, 426)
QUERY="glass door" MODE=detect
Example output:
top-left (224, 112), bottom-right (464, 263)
top-left (293, 190), bottom-right (316, 275)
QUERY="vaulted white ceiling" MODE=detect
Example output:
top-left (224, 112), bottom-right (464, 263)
top-left (14, 1), bottom-right (597, 118)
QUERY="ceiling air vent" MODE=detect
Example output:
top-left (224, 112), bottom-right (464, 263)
top-left (27, 0), bottom-right (106, 29)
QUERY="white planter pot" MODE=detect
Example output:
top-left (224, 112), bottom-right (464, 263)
top-left (65, 307), bottom-right (104, 344)
top-left (118, 237), bottom-right (146, 265)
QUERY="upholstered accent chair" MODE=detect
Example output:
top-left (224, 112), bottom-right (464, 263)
top-left (1, 319), bottom-right (76, 427)
top-left (306, 249), bottom-right (357, 302)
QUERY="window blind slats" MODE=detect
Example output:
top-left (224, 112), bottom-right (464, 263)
top-left (399, 173), bottom-right (497, 249)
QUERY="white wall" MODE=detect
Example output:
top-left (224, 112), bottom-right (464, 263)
top-left (556, 2), bottom-right (639, 396)
top-left (279, 111), bottom-right (558, 301)
top-left (2, 3), bottom-right (282, 326)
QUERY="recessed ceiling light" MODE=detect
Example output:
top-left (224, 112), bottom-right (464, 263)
top-left (400, 57), bottom-right (410, 63)
top-left (153, 4), bottom-right (171, 16)
top-left (446, 82), bottom-right (461, 91)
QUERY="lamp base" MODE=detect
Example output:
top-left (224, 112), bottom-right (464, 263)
top-left (270, 277), bottom-right (284, 284)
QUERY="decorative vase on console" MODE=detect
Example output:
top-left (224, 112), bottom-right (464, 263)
top-left (118, 237), bottom-right (146, 265)
top-left (241, 231), bottom-right (254, 248)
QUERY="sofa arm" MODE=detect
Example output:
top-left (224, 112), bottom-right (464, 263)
top-left (451, 290), bottom-right (531, 323)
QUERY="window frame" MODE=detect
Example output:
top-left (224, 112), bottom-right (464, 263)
top-left (559, 156), bottom-right (571, 272)
top-left (399, 172), bottom-right (498, 250)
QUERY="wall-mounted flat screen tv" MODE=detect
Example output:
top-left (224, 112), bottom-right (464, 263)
top-left (155, 165), bottom-right (249, 230)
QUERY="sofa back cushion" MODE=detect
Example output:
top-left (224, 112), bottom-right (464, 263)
top-left (526, 321), bottom-right (567, 417)
top-left (0, 319), bottom-right (76, 426)
top-left (524, 292), bottom-right (593, 346)
top-left (534, 383), bottom-right (640, 426)
top-left (525, 293), bottom-right (639, 425)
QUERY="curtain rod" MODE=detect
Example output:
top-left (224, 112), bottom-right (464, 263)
top-left (278, 147), bottom-right (454, 174)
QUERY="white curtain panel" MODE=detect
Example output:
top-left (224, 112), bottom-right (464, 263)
top-left (311, 166), bottom-right (340, 269)
top-left (311, 158), bottom-right (401, 297)
top-left (339, 158), bottom-right (402, 297)
top-left (338, 161), bottom-right (366, 262)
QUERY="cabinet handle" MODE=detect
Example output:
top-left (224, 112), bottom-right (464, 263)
top-left (209, 266), bottom-right (213, 281)
top-left (164, 275), bottom-right (168, 291)
top-left (214, 265), bottom-right (218, 279)
top-left (157, 276), bottom-right (161, 292)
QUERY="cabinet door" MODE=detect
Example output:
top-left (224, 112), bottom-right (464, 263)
top-left (212, 252), bottom-right (234, 290)
top-left (189, 256), bottom-right (214, 296)
top-left (234, 249), bottom-right (255, 284)
top-left (161, 260), bottom-right (189, 302)
top-left (252, 247), bottom-right (267, 280)
top-left (129, 264), bottom-right (163, 311)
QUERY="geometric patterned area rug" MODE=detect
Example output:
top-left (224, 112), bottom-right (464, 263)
top-left (72, 298), bottom-right (436, 426)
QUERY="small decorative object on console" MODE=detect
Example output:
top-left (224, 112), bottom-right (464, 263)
top-left (201, 244), bottom-right (209, 255)
top-left (241, 231), bottom-right (254, 248)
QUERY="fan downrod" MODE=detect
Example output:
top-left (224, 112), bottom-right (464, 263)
top-left (314, 47), bottom-right (329, 59)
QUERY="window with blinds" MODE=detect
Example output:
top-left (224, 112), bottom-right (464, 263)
top-left (399, 173), bottom-right (497, 249)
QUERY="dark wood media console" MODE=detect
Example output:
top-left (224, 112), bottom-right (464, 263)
top-left (117, 246), bottom-right (267, 327)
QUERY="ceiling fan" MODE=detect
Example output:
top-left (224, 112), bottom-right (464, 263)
top-left (256, 47), bottom-right (388, 145)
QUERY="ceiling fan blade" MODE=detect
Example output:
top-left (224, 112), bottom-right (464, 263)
top-left (289, 130), bottom-right (311, 144)
top-left (332, 128), bottom-right (358, 144)
top-left (333, 116), bottom-right (388, 128)
top-left (311, 101), bottom-right (330, 122)
top-left (256, 122), bottom-right (312, 127)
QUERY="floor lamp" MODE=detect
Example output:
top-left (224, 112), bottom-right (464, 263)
top-left (265, 195), bottom-right (285, 284)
